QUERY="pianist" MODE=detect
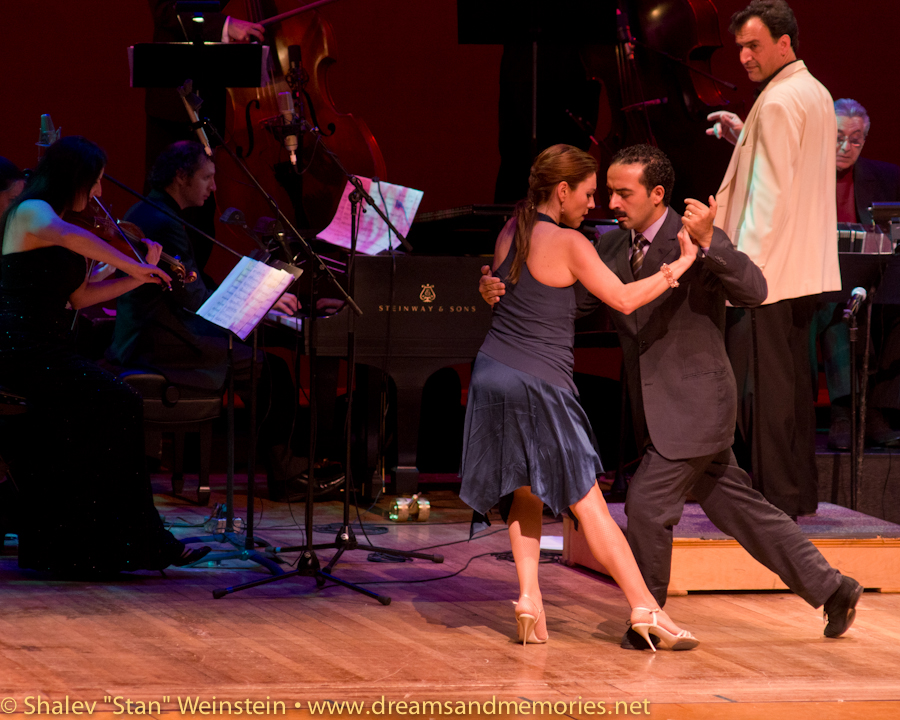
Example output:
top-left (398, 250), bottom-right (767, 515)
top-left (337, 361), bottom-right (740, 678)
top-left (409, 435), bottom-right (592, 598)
top-left (107, 141), bottom-right (306, 501)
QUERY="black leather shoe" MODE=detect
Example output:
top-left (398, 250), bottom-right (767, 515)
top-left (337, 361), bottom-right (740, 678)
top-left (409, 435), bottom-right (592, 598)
top-left (171, 545), bottom-right (212, 567)
top-left (620, 626), bottom-right (659, 650)
top-left (823, 576), bottom-right (863, 638)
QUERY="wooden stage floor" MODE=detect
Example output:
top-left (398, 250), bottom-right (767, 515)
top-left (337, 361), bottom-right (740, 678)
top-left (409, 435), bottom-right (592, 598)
top-left (1, 476), bottom-right (899, 720)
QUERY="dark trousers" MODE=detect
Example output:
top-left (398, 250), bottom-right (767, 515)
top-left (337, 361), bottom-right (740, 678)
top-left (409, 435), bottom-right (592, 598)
top-left (726, 297), bottom-right (819, 516)
top-left (624, 445), bottom-right (841, 609)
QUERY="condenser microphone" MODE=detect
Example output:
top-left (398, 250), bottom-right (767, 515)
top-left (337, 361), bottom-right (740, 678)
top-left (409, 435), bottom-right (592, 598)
top-left (276, 91), bottom-right (299, 167)
top-left (843, 287), bottom-right (867, 321)
top-left (37, 114), bottom-right (61, 150)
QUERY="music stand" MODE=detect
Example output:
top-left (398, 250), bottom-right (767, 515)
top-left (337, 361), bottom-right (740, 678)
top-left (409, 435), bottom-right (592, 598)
top-left (178, 257), bottom-right (301, 572)
top-left (212, 135), bottom-right (444, 603)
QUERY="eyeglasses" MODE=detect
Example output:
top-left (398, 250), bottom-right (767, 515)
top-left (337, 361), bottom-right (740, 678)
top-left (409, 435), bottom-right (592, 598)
top-left (837, 135), bottom-right (864, 149)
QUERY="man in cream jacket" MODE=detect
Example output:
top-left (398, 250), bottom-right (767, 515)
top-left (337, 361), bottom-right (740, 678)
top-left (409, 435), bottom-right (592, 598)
top-left (707, 0), bottom-right (840, 518)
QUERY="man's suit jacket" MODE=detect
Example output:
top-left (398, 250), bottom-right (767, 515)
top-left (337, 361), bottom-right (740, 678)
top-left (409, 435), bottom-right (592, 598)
top-left (579, 209), bottom-right (767, 460)
top-left (854, 156), bottom-right (900, 226)
top-left (715, 60), bottom-right (839, 305)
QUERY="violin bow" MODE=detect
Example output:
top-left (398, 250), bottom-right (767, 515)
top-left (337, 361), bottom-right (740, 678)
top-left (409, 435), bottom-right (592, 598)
top-left (260, 0), bottom-right (340, 27)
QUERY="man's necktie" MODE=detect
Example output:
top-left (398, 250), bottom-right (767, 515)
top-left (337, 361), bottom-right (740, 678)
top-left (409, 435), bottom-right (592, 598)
top-left (631, 233), bottom-right (649, 279)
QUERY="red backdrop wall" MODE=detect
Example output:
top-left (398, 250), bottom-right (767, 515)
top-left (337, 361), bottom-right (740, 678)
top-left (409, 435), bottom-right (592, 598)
top-left (1, 1), bottom-right (896, 221)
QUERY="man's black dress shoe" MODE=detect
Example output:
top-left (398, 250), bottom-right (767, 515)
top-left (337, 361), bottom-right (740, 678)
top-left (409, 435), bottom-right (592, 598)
top-left (823, 575), bottom-right (863, 638)
top-left (620, 625), bottom-right (659, 650)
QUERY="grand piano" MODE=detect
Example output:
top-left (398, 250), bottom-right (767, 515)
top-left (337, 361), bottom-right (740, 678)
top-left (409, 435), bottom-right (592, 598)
top-left (270, 208), bottom-right (618, 494)
top-left (304, 254), bottom-right (493, 494)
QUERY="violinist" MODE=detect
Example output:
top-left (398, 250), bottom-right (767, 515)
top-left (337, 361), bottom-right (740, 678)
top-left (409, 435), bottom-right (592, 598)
top-left (108, 141), bottom-right (307, 502)
top-left (0, 136), bottom-right (211, 575)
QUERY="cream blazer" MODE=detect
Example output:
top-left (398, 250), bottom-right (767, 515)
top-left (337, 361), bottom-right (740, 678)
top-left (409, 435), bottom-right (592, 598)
top-left (714, 60), bottom-right (840, 305)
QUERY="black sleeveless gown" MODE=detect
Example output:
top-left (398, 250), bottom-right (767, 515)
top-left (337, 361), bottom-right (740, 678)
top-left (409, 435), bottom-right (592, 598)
top-left (0, 246), bottom-right (183, 574)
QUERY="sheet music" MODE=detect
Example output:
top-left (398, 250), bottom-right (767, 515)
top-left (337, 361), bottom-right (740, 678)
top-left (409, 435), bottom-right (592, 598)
top-left (197, 257), bottom-right (296, 340)
top-left (318, 177), bottom-right (423, 254)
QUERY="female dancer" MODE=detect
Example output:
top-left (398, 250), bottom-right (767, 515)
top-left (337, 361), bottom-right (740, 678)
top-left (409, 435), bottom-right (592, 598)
top-left (460, 144), bottom-right (697, 650)
top-left (0, 136), bottom-right (209, 575)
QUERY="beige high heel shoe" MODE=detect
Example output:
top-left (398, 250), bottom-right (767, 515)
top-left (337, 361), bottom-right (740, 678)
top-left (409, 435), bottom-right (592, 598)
top-left (513, 596), bottom-right (548, 645)
top-left (630, 607), bottom-right (699, 651)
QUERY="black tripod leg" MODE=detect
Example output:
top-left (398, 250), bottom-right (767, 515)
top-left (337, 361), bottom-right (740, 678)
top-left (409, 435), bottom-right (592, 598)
top-left (213, 567), bottom-right (307, 599)
top-left (213, 550), bottom-right (319, 598)
top-left (322, 545), bottom-right (347, 574)
top-left (317, 570), bottom-right (391, 605)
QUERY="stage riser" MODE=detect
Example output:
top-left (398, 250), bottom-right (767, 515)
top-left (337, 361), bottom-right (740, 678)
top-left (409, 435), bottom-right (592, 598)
top-left (562, 502), bottom-right (900, 595)
top-left (817, 452), bottom-right (900, 525)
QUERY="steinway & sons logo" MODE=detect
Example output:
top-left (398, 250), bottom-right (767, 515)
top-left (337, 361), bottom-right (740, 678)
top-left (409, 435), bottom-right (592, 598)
top-left (377, 282), bottom-right (477, 314)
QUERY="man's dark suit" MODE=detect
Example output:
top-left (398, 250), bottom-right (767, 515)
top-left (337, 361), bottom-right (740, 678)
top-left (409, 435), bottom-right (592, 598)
top-left (581, 208), bottom-right (842, 608)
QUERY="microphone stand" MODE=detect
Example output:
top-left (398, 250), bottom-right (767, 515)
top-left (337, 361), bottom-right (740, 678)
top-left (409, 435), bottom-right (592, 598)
top-left (846, 288), bottom-right (875, 512)
top-left (214, 129), bottom-right (444, 602)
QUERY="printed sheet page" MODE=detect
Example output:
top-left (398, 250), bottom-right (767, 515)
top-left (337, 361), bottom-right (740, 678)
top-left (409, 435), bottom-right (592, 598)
top-left (197, 257), bottom-right (295, 341)
top-left (317, 177), bottom-right (423, 254)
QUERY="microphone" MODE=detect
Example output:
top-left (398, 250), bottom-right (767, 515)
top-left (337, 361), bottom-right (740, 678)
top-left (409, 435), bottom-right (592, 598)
top-left (843, 287), bottom-right (867, 321)
top-left (276, 91), bottom-right (299, 167)
top-left (36, 113), bottom-right (61, 151)
top-left (177, 80), bottom-right (213, 157)
top-left (220, 207), bottom-right (268, 255)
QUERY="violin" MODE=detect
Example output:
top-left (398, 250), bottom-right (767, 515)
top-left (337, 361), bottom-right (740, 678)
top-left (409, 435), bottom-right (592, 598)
top-left (69, 198), bottom-right (198, 288)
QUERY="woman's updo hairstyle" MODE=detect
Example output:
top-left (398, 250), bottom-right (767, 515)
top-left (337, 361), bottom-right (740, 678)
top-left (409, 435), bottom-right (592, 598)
top-left (0, 136), bottom-right (106, 240)
top-left (508, 144), bottom-right (597, 285)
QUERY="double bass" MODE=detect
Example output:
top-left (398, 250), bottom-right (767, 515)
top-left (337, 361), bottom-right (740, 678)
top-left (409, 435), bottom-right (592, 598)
top-left (215, 0), bottom-right (386, 254)
top-left (580, 0), bottom-right (741, 211)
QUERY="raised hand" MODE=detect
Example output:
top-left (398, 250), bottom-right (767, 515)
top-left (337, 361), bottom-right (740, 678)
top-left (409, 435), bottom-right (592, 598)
top-left (681, 195), bottom-right (718, 248)
top-left (479, 265), bottom-right (506, 306)
top-left (706, 111), bottom-right (743, 145)
top-left (227, 17), bottom-right (265, 43)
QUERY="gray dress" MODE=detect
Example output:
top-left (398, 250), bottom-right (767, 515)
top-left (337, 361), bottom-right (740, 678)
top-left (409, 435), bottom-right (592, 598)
top-left (459, 218), bottom-right (603, 522)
